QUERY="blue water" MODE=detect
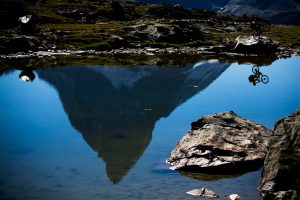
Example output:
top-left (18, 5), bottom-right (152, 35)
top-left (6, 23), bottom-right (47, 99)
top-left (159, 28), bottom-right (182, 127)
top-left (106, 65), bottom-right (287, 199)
top-left (0, 56), bottom-right (300, 200)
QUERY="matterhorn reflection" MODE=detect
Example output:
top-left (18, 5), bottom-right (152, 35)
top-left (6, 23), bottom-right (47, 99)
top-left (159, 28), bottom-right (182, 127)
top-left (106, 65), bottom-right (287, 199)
top-left (37, 60), bottom-right (230, 184)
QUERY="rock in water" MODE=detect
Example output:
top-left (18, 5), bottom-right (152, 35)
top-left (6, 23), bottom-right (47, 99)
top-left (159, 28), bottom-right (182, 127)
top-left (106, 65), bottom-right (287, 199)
top-left (259, 109), bottom-right (300, 200)
top-left (229, 194), bottom-right (241, 200)
top-left (167, 111), bottom-right (271, 173)
top-left (186, 187), bottom-right (219, 198)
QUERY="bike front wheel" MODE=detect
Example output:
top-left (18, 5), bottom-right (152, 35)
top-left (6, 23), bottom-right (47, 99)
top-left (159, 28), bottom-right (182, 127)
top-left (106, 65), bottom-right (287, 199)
top-left (261, 75), bottom-right (269, 84)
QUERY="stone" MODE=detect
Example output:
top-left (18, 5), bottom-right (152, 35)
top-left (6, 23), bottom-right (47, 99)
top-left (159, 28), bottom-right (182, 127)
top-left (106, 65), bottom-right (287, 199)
top-left (108, 35), bottom-right (129, 49)
top-left (233, 36), bottom-right (279, 55)
top-left (18, 15), bottom-right (32, 24)
top-left (229, 194), bottom-right (240, 200)
top-left (167, 111), bottom-right (271, 173)
top-left (4, 36), bottom-right (41, 54)
top-left (259, 109), bottom-right (300, 200)
top-left (186, 187), bottom-right (219, 198)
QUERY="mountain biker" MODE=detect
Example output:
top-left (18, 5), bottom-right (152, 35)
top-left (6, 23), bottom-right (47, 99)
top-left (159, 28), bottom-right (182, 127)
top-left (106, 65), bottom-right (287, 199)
top-left (250, 19), bottom-right (257, 31)
top-left (250, 18), bottom-right (263, 38)
top-left (248, 67), bottom-right (262, 86)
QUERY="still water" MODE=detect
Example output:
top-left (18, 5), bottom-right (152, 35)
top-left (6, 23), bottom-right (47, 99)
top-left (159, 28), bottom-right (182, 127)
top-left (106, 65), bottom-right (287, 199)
top-left (0, 57), bottom-right (300, 200)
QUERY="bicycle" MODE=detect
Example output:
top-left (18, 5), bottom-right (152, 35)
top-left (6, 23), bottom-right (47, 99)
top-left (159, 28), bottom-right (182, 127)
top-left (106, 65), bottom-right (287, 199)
top-left (249, 66), bottom-right (269, 85)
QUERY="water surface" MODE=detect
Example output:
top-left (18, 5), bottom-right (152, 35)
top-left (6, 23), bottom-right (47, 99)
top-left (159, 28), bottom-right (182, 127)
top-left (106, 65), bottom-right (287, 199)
top-left (0, 57), bottom-right (300, 200)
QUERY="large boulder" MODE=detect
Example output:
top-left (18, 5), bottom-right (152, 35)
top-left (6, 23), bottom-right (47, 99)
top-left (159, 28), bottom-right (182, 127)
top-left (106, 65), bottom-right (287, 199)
top-left (232, 36), bottom-right (279, 54)
top-left (259, 109), bottom-right (300, 200)
top-left (167, 111), bottom-right (271, 173)
top-left (3, 36), bottom-right (41, 54)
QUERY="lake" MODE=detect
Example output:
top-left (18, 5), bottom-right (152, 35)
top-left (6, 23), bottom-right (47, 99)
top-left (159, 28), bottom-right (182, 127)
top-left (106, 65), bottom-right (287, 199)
top-left (0, 56), bottom-right (300, 200)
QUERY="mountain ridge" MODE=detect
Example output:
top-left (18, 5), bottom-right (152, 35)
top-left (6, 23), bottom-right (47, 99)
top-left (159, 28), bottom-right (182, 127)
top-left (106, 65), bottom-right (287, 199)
top-left (138, 0), bottom-right (300, 25)
top-left (220, 0), bottom-right (300, 25)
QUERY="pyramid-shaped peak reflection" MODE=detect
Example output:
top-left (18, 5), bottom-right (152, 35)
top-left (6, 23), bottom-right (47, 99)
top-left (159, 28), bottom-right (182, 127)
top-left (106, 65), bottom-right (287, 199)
top-left (37, 60), bottom-right (229, 183)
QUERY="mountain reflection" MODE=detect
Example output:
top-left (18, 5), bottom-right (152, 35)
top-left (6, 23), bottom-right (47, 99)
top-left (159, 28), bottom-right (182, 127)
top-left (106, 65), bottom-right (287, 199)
top-left (37, 60), bottom-right (230, 184)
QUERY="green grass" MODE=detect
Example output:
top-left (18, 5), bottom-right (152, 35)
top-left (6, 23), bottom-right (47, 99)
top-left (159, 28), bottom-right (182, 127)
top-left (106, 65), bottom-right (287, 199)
top-left (1, 0), bottom-right (300, 54)
top-left (266, 25), bottom-right (300, 46)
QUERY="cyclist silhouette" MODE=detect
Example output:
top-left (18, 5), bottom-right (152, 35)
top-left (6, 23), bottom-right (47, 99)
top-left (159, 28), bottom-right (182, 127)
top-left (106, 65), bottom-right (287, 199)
top-left (248, 66), bottom-right (269, 86)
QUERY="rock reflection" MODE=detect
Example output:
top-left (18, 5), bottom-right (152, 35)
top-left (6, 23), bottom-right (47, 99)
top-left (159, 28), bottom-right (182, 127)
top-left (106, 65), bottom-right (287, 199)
top-left (19, 69), bottom-right (36, 82)
top-left (37, 60), bottom-right (230, 183)
top-left (180, 171), bottom-right (242, 181)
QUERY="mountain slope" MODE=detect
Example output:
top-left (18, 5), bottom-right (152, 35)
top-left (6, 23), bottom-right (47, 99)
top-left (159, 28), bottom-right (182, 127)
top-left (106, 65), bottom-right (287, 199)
top-left (139, 0), bottom-right (229, 10)
top-left (220, 0), bottom-right (300, 25)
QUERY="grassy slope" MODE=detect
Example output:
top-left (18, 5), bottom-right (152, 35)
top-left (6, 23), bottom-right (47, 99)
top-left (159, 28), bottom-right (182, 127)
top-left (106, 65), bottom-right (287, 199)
top-left (0, 0), bottom-right (300, 53)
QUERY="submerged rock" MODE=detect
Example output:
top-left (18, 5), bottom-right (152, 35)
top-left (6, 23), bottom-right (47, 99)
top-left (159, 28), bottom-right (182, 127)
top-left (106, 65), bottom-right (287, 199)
top-left (167, 111), bottom-right (271, 173)
top-left (186, 187), bottom-right (219, 198)
top-left (259, 109), bottom-right (300, 200)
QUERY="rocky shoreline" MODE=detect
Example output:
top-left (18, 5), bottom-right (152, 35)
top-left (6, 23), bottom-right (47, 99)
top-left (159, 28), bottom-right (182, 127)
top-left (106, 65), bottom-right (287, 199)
top-left (1, 43), bottom-right (299, 60)
top-left (1, 0), bottom-right (300, 66)
top-left (1, 33), bottom-right (300, 61)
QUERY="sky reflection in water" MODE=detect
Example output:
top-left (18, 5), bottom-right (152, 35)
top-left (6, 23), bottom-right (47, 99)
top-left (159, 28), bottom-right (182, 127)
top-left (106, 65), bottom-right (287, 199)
top-left (0, 57), bottom-right (300, 200)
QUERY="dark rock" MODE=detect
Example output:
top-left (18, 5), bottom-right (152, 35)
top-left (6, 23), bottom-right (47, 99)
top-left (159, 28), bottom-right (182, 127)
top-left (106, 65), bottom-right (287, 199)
top-left (111, 1), bottom-right (125, 20)
top-left (56, 6), bottom-right (99, 23)
top-left (259, 109), bottom-right (300, 200)
top-left (167, 111), bottom-right (271, 173)
top-left (4, 36), bottom-right (40, 54)
top-left (108, 35), bottom-right (129, 49)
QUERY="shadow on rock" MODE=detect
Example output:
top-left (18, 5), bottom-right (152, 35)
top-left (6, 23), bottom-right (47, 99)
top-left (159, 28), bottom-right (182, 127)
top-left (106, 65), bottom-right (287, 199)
top-left (180, 171), bottom-right (243, 181)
